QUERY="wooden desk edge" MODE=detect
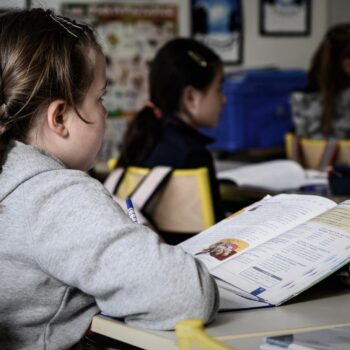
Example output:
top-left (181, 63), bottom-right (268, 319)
top-left (91, 314), bottom-right (178, 350)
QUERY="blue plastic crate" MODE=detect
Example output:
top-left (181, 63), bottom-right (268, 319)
top-left (202, 69), bottom-right (307, 152)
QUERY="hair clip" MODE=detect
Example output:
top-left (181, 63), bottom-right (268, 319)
top-left (50, 14), bottom-right (78, 39)
top-left (187, 50), bottom-right (207, 67)
top-left (56, 15), bottom-right (85, 31)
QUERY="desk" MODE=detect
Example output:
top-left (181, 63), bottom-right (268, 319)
top-left (220, 182), bottom-right (350, 215)
top-left (90, 280), bottom-right (350, 350)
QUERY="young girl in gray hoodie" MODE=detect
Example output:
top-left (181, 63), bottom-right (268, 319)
top-left (0, 8), bottom-right (218, 350)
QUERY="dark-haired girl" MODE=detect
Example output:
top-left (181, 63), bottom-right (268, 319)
top-left (292, 23), bottom-right (350, 138)
top-left (118, 38), bottom-right (227, 226)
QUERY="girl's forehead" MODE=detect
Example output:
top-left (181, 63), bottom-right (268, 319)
top-left (86, 50), bottom-right (107, 90)
top-left (86, 47), bottom-right (100, 64)
top-left (87, 48), bottom-right (105, 70)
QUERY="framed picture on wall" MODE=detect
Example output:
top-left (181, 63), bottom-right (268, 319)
top-left (191, 0), bottom-right (243, 65)
top-left (260, 0), bottom-right (311, 36)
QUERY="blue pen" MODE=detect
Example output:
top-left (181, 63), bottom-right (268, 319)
top-left (126, 198), bottom-right (138, 224)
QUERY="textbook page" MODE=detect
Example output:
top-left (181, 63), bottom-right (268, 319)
top-left (211, 201), bottom-right (350, 306)
top-left (180, 194), bottom-right (336, 270)
top-left (217, 159), bottom-right (327, 191)
top-left (218, 282), bottom-right (271, 310)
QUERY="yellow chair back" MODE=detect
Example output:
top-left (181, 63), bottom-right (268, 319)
top-left (115, 166), bottom-right (215, 233)
top-left (285, 132), bottom-right (350, 169)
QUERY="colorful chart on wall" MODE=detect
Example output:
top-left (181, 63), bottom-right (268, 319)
top-left (191, 0), bottom-right (243, 65)
top-left (62, 3), bottom-right (179, 117)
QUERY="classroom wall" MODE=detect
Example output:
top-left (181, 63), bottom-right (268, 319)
top-left (329, 0), bottom-right (350, 27)
top-left (239, 0), bottom-right (328, 71)
top-left (28, 0), bottom-right (190, 36)
top-left (12, 0), bottom-right (350, 71)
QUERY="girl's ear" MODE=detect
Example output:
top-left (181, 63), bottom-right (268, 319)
top-left (46, 99), bottom-right (69, 137)
top-left (182, 85), bottom-right (202, 117)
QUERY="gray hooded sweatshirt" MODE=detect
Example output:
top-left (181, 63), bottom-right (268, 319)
top-left (0, 141), bottom-right (218, 350)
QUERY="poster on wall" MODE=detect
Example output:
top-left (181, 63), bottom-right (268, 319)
top-left (191, 0), bottom-right (243, 65)
top-left (260, 0), bottom-right (311, 36)
top-left (62, 3), bottom-right (179, 117)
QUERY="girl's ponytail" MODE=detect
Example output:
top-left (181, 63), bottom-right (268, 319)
top-left (117, 104), bottom-right (162, 167)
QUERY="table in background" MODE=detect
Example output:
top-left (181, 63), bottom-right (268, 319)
top-left (220, 181), bottom-right (350, 215)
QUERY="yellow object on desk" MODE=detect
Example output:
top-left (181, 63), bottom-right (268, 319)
top-left (176, 319), bottom-right (234, 350)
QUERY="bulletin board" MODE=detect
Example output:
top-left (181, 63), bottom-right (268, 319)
top-left (62, 2), bottom-right (179, 117)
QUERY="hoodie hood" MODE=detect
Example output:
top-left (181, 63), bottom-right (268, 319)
top-left (0, 141), bottom-right (64, 202)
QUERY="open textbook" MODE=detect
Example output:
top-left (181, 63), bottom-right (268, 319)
top-left (179, 194), bottom-right (350, 310)
top-left (217, 160), bottom-right (328, 191)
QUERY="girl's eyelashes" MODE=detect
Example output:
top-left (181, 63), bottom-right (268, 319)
top-left (99, 90), bottom-right (107, 101)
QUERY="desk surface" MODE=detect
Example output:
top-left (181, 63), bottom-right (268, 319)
top-left (220, 182), bottom-right (350, 206)
top-left (91, 280), bottom-right (350, 350)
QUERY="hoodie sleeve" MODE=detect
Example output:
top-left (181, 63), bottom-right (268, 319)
top-left (26, 171), bottom-right (218, 330)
